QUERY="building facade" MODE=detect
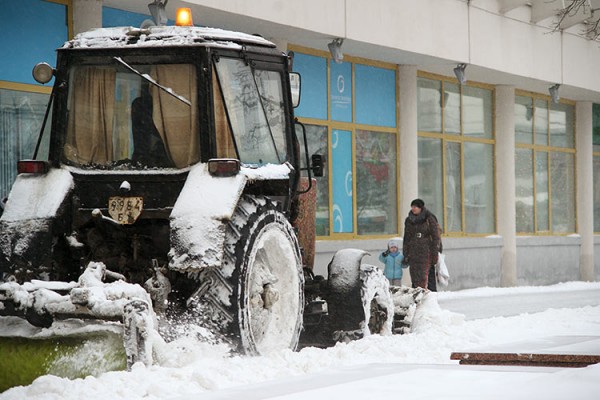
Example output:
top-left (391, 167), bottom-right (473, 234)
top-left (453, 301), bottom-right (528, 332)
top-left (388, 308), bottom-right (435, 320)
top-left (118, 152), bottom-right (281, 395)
top-left (1, 0), bottom-right (599, 289)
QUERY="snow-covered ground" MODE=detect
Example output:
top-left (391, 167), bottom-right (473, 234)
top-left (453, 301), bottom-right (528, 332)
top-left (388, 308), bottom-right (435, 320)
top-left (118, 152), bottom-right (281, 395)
top-left (2, 282), bottom-right (599, 400)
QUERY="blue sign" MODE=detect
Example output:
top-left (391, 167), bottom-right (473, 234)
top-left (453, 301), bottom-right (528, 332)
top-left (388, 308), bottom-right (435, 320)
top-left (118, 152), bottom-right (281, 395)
top-left (355, 64), bottom-right (396, 127)
top-left (293, 53), bottom-right (328, 120)
top-left (330, 61), bottom-right (352, 122)
top-left (332, 130), bottom-right (353, 233)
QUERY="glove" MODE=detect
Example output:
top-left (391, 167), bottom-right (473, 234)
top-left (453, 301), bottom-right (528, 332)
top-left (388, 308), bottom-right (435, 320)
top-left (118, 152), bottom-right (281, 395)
top-left (382, 250), bottom-right (390, 257)
top-left (402, 258), bottom-right (409, 266)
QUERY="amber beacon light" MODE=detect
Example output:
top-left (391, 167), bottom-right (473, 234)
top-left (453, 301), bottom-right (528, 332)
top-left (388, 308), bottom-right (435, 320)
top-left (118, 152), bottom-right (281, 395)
top-left (176, 8), bottom-right (193, 26)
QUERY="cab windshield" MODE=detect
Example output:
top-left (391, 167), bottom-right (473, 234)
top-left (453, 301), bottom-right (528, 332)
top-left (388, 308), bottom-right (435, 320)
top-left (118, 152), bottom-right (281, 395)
top-left (214, 57), bottom-right (287, 166)
top-left (64, 63), bottom-right (199, 169)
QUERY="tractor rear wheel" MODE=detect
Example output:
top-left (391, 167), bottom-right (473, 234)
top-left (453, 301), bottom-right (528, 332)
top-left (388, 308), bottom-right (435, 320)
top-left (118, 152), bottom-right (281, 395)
top-left (195, 195), bottom-right (304, 354)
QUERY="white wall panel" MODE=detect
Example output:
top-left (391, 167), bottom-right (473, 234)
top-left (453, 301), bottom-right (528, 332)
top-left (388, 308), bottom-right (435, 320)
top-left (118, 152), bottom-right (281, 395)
top-left (470, 6), bottom-right (561, 83)
top-left (345, 0), bottom-right (469, 61)
top-left (563, 33), bottom-right (600, 93)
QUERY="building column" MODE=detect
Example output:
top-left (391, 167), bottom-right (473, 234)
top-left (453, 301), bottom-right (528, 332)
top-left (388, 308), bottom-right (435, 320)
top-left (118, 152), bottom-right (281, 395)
top-left (495, 85), bottom-right (517, 286)
top-left (576, 101), bottom-right (595, 281)
top-left (72, 0), bottom-right (103, 36)
top-left (398, 65), bottom-right (418, 232)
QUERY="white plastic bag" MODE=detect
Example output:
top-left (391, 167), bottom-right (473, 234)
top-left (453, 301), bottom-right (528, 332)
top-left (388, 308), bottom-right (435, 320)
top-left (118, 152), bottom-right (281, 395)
top-left (436, 252), bottom-right (449, 287)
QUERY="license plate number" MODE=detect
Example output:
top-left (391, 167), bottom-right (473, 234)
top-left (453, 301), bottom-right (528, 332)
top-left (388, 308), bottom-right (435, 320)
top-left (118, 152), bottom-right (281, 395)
top-left (108, 196), bottom-right (143, 224)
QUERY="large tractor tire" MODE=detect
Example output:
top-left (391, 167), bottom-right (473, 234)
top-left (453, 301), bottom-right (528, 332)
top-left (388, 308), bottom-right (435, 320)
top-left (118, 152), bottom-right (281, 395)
top-left (327, 249), bottom-right (393, 342)
top-left (193, 195), bottom-right (304, 355)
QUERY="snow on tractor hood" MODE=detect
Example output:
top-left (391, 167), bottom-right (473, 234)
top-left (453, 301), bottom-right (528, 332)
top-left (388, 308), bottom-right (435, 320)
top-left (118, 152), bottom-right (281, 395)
top-left (168, 162), bottom-right (292, 274)
top-left (0, 168), bottom-right (74, 222)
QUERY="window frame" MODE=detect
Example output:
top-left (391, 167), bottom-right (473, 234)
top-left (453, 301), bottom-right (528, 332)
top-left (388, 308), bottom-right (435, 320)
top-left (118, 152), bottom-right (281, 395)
top-left (417, 72), bottom-right (497, 237)
top-left (515, 90), bottom-right (577, 235)
top-left (289, 45), bottom-right (400, 239)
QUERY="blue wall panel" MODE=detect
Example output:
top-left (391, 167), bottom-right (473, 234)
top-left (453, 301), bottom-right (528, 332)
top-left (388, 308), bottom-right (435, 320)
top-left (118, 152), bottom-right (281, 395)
top-left (0, 0), bottom-right (67, 85)
top-left (293, 53), bottom-right (327, 120)
top-left (355, 64), bottom-right (396, 127)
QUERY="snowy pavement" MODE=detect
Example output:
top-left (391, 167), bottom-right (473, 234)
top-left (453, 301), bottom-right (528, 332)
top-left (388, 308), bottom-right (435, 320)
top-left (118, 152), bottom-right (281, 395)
top-left (437, 282), bottom-right (600, 320)
top-left (1, 282), bottom-right (600, 400)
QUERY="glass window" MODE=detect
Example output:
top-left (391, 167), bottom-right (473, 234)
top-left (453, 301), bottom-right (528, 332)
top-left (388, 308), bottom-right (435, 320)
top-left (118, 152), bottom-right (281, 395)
top-left (515, 96), bottom-right (533, 144)
top-left (463, 86), bottom-right (493, 139)
top-left (595, 104), bottom-right (600, 232)
top-left (464, 142), bottom-right (495, 233)
top-left (417, 137), bottom-right (444, 230)
top-left (535, 151), bottom-right (550, 232)
top-left (515, 94), bottom-right (575, 234)
top-left (0, 88), bottom-right (51, 197)
top-left (550, 152), bottom-right (575, 233)
top-left (515, 149), bottom-right (534, 232)
top-left (331, 129), bottom-right (353, 233)
top-left (65, 63), bottom-right (199, 169)
top-left (299, 124), bottom-right (329, 236)
top-left (254, 69), bottom-right (288, 161)
top-left (594, 103), bottom-right (600, 152)
top-left (444, 83), bottom-right (461, 135)
top-left (292, 50), bottom-right (398, 238)
top-left (1, 1), bottom-right (67, 85)
top-left (356, 130), bottom-right (397, 235)
top-left (594, 155), bottom-right (600, 233)
top-left (355, 65), bottom-right (396, 127)
top-left (417, 78), bottom-right (442, 133)
top-left (535, 99), bottom-right (548, 145)
top-left (549, 103), bottom-right (574, 148)
top-left (445, 141), bottom-right (462, 232)
top-left (292, 53), bottom-right (327, 120)
top-left (417, 75), bottom-right (495, 235)
top-left (215, 58), bottom-right (279, 166)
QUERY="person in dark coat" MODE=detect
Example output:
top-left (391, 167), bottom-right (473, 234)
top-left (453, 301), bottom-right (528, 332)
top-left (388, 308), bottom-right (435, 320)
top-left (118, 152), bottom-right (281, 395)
top-left (402, 199), bottom-right (441, 290)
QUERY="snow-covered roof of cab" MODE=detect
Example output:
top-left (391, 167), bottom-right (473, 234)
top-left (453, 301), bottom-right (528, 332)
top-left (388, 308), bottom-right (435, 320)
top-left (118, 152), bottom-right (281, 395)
top-left (64, 26), bottom-right (277, 50)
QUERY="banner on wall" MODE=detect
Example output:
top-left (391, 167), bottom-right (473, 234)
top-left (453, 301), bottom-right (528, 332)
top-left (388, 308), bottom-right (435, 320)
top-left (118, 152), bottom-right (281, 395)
top-left (330, 61), bottom-right (352, 122)
top-left (332, 129), bottom-right (353, 233)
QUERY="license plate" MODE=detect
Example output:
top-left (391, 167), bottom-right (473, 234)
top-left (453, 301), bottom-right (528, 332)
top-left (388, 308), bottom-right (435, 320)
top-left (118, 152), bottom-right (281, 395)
top-left (108, 196), bottom-right (143, 224)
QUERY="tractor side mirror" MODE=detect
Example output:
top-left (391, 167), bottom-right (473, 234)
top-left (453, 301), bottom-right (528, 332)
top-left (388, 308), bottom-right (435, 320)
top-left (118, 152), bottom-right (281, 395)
top-left (311, 154), bottom-right (324, 177)
top-left (289, 72), bottom-right (301, 108)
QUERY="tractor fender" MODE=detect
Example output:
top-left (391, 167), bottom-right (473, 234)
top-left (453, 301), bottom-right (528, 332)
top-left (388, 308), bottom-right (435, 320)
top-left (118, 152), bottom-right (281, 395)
top-left (0, 168), bottom-right (73, 278)
top-left (168, 162), bottom-right (292, 275)
top-left (0, 168), bottom-right (73, 222)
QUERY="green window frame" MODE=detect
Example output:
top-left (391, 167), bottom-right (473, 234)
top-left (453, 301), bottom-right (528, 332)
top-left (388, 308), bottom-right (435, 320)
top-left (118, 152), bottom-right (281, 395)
top-left (417, 74), bottom-right (496, 236)
top-left (515, 93), bottom-right (576, 234)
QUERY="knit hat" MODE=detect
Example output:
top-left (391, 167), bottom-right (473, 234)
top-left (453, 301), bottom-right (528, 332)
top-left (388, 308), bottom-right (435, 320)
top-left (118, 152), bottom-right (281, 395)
top-left (410, 198), bottom-right (425, 209)
top-left (388, 237), bottom-right (402, 249)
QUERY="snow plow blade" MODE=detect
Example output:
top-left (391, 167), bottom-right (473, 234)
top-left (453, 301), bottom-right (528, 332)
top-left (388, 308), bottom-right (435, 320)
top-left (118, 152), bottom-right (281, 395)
top-left (0, 325), bottom-right (126, 391)
top-left (0, 262), bottom-right (160, 389)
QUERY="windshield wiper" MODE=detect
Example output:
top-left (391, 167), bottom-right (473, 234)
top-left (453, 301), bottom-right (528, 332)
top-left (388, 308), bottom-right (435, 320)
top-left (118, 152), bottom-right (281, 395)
top-left (113, 57), bottom-right (191, 106)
